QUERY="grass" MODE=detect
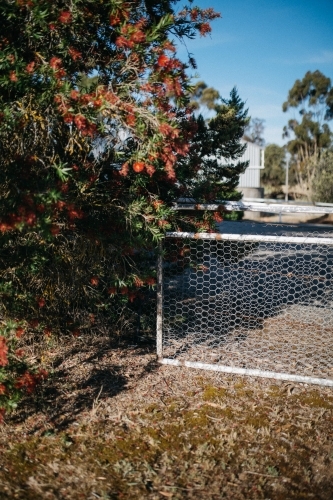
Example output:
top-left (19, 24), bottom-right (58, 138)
top-left (0, 333), bottom-right (333, 499)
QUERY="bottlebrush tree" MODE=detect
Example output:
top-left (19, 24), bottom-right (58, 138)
top-left (0, 0), bottom-right (245, 416)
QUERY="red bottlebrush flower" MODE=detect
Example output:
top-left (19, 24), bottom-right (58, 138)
top-left (190, 8), bottom-right (199, 21)
top-left (25, 211), bottom-right (36, 226)
top-left (159, 123), bottom-right (171, 135)
top-left (55, 200), bottom-right (66, 210)
top-left (49, 23), bottom-right (56, 31)
top-left (15, 372), bottom-right (37, 394)
top-left (93, 98), bottom-right (102, 108)
top-left (9, 71), bottom-right (18, 82)
top-left (126, 113), bottom-right (136, 127)
top-left (199, 22), bottom-right (212, 36)
top-left (80, 93), bottom-right (92, 104)
top-left (0, 337), bottom-right (8, 367)
top-left (132, 161), bottom-right (145, 173)
top-left (15, 349), bottom-right (25, 358)
top-left (119, 162), bottom-right (129, 177)
top-left (115, 36), bottom-right (134, 49)
top-left (0, 222), bottom-right (10, 233)
top-left (133, 276), bottom-right (144, 288)
top-left (60, 182), bottom-right (69, 193)
top-left (145, 277), bottom-right (156, 286)
top-left (123, 102), bottom-right (134, 113)
top-left (90, 276), bottom-right (99, 286)
top-left (163, 40), bottom-right (176, 53)
top-left (54, 94), bottom-right (62, 104)
top-left (54, 68), bottom-right (66, 79)
top-left (49, 57), bottom-right (62, 70)
top-left (68, 207), bottom-right (84, 220)
top-left (83, 122), bottom-right (97, 137)
top-left (120, 286), bottom-right (128, 295)
top-left (25, 61), bottom-right (35, 73)
top-left (128, 291), bottom-right (137, 302)
top-left (110, 14), bottom-right (121, 26)
top-left (68, 47), bottom-right (82, 61)
top-left (74, 114), bottom-right (87, 130)
top-left (104, 91), bottom-right (118, 105)
top-left (0, 384), bottom-right (6, 395)
top-left (17, 205), bottom-right (26, 216)
top-left (213, 211), bottom-right (223, 223)
top-left (70, 89), bottom-right (80, 100)
top-left (58, 11), bottom-right (72, 24)
top-left (108, 287), bottom-right (117, 295)
top-left (50, 224), bottom-right (60, 236)
top-left (158, 219), bottom-right (168, 227)
top-left (89, 174), bottom-right (98, 184)
top-left (29, 318), bottom-right (39, 329)
top-left (130, 30), bottom-right (146, 44)
top-left (36, 369), bottom-right (48, 381)
top-left (16, 327), bottom-right (25, 338)
top-left (145, 164), bottom-right (155, 176)
top-left (63, 113), bottom-right (74, 124)
top-left (37, 297), bottom-right (46, 308)
top-left (36, 204), bottom-right (45, 213)
top-left (152, 200), bottom-right (163, 210)
top-left (157, 54), bottom-right (169, 67)
top-left (172, 78), bottom-right (183, 97)
top-left (44, 327), bottom-right (52, 337)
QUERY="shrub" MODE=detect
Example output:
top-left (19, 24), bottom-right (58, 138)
top-left (312, 150), bottom-right (333, 203)
top-left (0, 1), bottom-right (248, 417)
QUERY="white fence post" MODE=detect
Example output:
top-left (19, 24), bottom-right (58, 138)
top-left (156, 243), bottom-right (163, 360)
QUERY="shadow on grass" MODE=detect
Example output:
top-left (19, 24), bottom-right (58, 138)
top-left (9, 334), bottom-right (158, 432)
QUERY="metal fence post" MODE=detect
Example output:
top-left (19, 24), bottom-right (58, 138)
top-left (156, 240), bottom-right (163, 360)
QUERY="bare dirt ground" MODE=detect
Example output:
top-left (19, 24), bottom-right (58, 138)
top-left (1, 333), bottom-right (333, 500)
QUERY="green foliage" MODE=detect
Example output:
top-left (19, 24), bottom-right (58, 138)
top-left (0, 0), bottom-right (247, 417)
top-left (283, 70), bottom-right (333, 198)
top-left (312, 150), bottom-right (333, 203)
top-left (0, 319), bottom-right (48, 419)
top-left (189, 80), bottom-right (220, 111)
top-left (282, 70), bottom-right (333, 120)
top-left (261, 143), bottom-right (285, 189)
top-left (178, 87), bottom-right (249, 203)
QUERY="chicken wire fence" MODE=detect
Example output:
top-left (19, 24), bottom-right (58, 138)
top-left (157, 221), bottom-right (333, 387)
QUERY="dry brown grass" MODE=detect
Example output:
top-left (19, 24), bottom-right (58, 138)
top-left (1, 333), bottom-right (333, 499)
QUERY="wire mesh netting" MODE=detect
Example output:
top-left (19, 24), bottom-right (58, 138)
top-left (159, 222), bottom-right (333, 385)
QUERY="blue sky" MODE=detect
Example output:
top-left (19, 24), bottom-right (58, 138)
top-left (175, 0), bottom-right (333, 145)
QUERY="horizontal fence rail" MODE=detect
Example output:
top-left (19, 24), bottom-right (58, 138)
top-left (166, 231), bottom-right (333, 246)
top-left (158, 222), bottom-right (333, 386)
top-left (242, 198), bottom-right (333, 208)
top-left (174, 201), bottom-right (333, 215)
top-left (161, 359), bottom-right (333, 387)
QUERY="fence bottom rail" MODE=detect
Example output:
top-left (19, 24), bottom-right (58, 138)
top-left (159, 358), bottom-right (333, 387)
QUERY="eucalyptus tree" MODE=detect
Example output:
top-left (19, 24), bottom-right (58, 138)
top-left (282, 70), bottom-right (333, 198)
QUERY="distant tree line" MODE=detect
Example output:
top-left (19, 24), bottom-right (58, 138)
top-left (259, 70), bottom-right (333, 201)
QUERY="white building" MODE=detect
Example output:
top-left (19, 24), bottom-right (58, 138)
top-left (238, 140), bottom-right (265, 194)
